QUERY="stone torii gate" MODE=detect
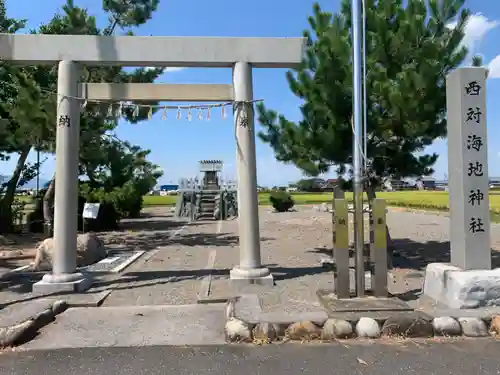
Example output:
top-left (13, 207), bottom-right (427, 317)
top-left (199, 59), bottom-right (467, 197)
top-left (0, 34), bottom-right (305, 293)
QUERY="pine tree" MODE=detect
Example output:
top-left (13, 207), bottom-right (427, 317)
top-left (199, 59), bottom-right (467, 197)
top-left (0, 0), bottom-right (164, 232)
top-left (257, 0), bottom-right (474, 197)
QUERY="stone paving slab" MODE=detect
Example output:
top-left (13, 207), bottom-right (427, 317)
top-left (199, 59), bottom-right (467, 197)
top-left (0, 290), bottom-right (110, 327)
top-left (0, 299), bottom-right (53, 327)
top-left (316, 290), bottom-right (413, 312)
top-left (21, 304), bottom-right (227, 349)
top-left (80, 250), bottom-right (145, 273)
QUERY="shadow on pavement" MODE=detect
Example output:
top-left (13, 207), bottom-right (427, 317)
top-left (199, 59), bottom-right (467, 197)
top-left (308, 239), bottom-right (500, 271)
top-left (391, 239), bottom-right (500, 270)
top-left (105, 231), bottom-right (274, 252)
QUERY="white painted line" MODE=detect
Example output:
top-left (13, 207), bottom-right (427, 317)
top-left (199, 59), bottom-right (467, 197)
top-left (11, 264), bottom-right (33, 272)
top-left (171, 225), bottom-right (187, 238)
top-left (216, 220), bottom-right (223, 234)
top-left (197, 250), bottom-right (217, 300)
top-left (98, 256), bottom-right (120, 264)
top-left (142, 223), bottom-right (188, 262)
top-left (0, 264), bottom-right (33, 280)
top-left (110, 251), bottom-right (145, 273)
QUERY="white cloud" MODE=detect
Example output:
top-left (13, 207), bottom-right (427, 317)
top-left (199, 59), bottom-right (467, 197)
top-left (447, 13), bottom-right (499, 61)
top-left (165, 67), bottom-right (186, 72)
top-left (488, 55), bottom-right (500, 78)
top-left (144, 66), bottom-right (186, 72)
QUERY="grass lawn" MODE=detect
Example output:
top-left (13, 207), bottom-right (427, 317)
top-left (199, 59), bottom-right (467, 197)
top-left (142, 191), bottom-right (500, 221)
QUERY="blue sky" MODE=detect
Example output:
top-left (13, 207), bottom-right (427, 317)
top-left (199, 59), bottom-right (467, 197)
top-left (3, 0), bottom-right (500, 186)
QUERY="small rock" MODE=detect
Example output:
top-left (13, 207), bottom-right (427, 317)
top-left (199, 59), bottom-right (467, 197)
top-left (224, 318), bottom-right (252, 343)
top-left (0, 320), bottom-right (35, 348)
top-left (381, 315), bottom-right (433, 338)
top-left (252, 322), bottom-right (279, 342)
top-left (0, 235), bottom-right (16, 246)
top-left (320, 257), bottom-right (334, 268)
top-left (274, 323), bottom-right (287, 338)
top-left (320, 203), bottom-right (330, 212)
top-left (457, 317), bottom-right (488, 337)
top-left (489, 315), bottom-right (500, 336)
top-left (285, 320), bottom-right (322, 341)
top-left (432, 316), bottom-right (462, 336)
top-left (322, 319), bottom-right (353, 340)
top-left (51, 300), bottom-right (69, 315)
top-left (32, 308), bottom-right (55, 329)
top-left (355, 317), bottom-right (380, 338)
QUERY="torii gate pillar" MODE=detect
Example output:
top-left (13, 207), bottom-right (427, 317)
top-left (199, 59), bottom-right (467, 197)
top-left (230, 62), bottom-right (273, 287)
top-left (38, 60), bottom-right (92, 292)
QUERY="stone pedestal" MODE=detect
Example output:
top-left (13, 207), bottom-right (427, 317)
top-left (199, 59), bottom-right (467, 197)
top-left (422, 263), bottom-right (500, 309)
top-left (33, 272), bottom-right (93, 294)
top-left (230, 266), bottom-right (274, 290)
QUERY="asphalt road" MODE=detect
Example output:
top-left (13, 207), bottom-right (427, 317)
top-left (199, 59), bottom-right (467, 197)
top-left (1, 339), bottom-right (500, 375)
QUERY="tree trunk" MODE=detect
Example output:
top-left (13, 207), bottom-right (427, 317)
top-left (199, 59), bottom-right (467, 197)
top-left (43, 173), bottom-right (55, 237)
top-left (365, 183), bottom-right (393, 251)
top-left (0, 146), bottom-right (31, 233)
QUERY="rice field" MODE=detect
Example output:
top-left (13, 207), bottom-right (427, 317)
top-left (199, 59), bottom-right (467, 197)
top-left (142, 190), bottom-right (500, 213)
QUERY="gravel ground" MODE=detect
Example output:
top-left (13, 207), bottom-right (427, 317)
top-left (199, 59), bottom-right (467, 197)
top-left (209, 206), bottom-right (500, 312)
top-left (103, 205), bottom-right (500, 310)
top-left (5, 205), bottom-right (500, 311)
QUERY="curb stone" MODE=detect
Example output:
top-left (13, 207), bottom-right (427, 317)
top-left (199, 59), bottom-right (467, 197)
top-left (224, 299), bottom-right (500, 343)
top-left (0, 299), bottom-right (69, 349)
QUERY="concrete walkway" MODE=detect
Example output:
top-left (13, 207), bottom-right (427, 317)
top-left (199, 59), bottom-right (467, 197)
top-left (21, 304), bottom-right (227, 350)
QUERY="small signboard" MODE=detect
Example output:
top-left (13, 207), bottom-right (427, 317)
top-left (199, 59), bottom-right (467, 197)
top-left (82, 203), bottom-right (101, 219)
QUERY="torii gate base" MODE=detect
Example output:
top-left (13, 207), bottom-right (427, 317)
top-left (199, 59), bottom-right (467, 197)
top-left (0, 34), bottom-right (304, 294)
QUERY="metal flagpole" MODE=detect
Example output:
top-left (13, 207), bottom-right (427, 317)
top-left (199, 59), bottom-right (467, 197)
top-left (362, 0), bottom-right (368, 170)
top-left (351, 0), bottom-right (365, 297)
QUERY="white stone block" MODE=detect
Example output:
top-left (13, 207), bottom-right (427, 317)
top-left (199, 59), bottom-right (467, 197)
top-left (423, 262), bottom-right (500, 309)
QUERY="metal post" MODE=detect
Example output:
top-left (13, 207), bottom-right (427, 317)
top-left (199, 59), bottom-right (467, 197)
top-left (36, 149), bottom-right (40, 194)
top-left (230, 61), bottom-right (273, 287)
top-left (351, 0), bottom-right (365, 297)
top-left (362, 0), bottom-right (368, 170)
top-left (34, 60), bottom-right (91, 293)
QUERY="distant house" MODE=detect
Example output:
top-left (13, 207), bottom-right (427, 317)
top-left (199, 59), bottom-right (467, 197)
top-left (490, 177), bottom-right (500, 188)
top-left (326, 178), bottom-right (339, 187)
top-left (312, 178), bottom-right (326, 189)
top-left (435, 180), bottom-right (448, 190)
top-left (383, 179), bottom-right (405, 191)
top-left (416, 177), bottom-right (436, 190)
top-left (160, 184), bottom-right (179, 191)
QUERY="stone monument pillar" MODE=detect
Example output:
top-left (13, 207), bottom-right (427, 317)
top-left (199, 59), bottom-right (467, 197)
top-left (422, 67), bottom-right (498, 309)
top-left (446, 67), bottom-right (490, 270)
